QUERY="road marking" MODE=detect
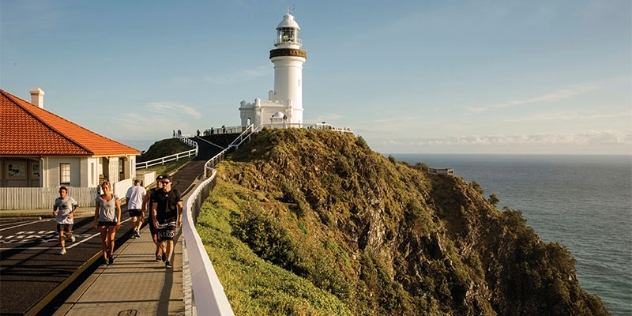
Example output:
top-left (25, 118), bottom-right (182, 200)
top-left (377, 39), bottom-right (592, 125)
top-left (0, 217), bottom-right (132, 249)
top-left (0, 232), bottom-right (99, 249)
top-left (0, 219), bottom-right (50, 231)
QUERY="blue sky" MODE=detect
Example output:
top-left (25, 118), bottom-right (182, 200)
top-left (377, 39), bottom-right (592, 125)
top-left (1, 0), bottom-right (630, 155)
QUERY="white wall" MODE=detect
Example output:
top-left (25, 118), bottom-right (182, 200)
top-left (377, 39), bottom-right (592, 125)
top-left (271, 56), bottom-right (305, 124)
top-left (43, 157), bottom-right (82, 187)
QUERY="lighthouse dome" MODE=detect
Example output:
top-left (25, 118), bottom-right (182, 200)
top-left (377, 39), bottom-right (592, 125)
top-left (277, 14), bottom-right (300, 30)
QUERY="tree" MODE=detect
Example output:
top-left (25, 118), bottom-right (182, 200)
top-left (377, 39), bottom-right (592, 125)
top-left (488, 193), bottom-right (500, 207)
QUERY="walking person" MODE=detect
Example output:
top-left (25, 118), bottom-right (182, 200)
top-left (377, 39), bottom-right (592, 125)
top-left (143, 175), bottom-right (166, 261)
top-left (94, 180), bottom-right (121, 265)
top-left (53, 186), bottom-right (78, 255)
top-left (151, 175), bottom-right (183, 269)
top-left (126, 179), bottom-right (146, 238)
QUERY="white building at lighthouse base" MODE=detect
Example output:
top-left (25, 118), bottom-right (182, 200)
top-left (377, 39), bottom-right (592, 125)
top-left (239, 91), bottom-right (304, 128)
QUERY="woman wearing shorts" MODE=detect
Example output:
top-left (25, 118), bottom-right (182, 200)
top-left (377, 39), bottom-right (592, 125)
top-left (93, 180), bottom-right (121, 265)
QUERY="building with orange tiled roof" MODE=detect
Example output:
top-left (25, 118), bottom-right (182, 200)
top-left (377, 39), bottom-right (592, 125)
top-left (0, 87), bottom-right (140, 189)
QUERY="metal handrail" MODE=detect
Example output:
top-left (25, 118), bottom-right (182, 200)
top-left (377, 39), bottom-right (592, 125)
top-left (203, 125), bottom-right (255, 176)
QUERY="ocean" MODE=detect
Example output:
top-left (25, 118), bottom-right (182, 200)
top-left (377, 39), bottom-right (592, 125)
top-left (390, 154), bottom-right (631, 316)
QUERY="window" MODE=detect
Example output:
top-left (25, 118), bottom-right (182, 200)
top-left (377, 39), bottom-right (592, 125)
top-left (60, 163), bottom-right (70, 185)
top-left (278, 28), bottom-right (298, 43)
top-left (119, 157), bottom-right (125, 180)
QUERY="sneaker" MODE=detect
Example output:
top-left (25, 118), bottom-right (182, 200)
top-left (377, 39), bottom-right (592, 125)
top-left (165, 261), bottom-right (172, 269)
top-left (156, 253), bottom-right (162, 261)
top-left (70, 234), bottom-right (76, 242)
top-left (162, 253), bottom-right (166, 262)
top-left (103, 257), bottom-right (109, 265)
top-left (135, 230), bottom-right (141, 237)
top-left (108, 255), bottom-right (114, 265)
top-left (60, 248), bottom-right (66, 255)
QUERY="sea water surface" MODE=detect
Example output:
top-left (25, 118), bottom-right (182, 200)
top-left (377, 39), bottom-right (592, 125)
top-left (390, 154), bottom-right (631, 316)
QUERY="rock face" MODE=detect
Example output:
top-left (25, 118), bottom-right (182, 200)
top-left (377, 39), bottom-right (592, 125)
top-left (214, 128), bottom-right (609, 315)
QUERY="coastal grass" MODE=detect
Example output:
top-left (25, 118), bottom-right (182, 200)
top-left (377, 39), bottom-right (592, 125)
top-left (194, 187), bottom-right (352, 316)
top-left (137, 138), bottom-right (195, 178)
top-left (140, 157), bottom-right (192, 178)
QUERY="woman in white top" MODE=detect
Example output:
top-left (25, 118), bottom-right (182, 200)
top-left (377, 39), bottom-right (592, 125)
top-left (93, 180), bottom-right (121, 265)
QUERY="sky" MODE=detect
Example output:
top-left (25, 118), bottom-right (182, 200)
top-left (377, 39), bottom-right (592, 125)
top-left (1, 0), bottom-right (630, 155)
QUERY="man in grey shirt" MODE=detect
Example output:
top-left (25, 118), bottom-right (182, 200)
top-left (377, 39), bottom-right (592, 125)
top-left (126, 179), bottom-right (146, 238)
top-left (53, 186), bottom-right (78, 255)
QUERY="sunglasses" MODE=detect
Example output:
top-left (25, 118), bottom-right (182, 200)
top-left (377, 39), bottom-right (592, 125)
top-left (162, 181), bottom-right (171, 184)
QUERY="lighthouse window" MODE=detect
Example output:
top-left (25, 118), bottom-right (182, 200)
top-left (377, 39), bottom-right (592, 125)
top-left (278, 28), bottom-right (297, 42)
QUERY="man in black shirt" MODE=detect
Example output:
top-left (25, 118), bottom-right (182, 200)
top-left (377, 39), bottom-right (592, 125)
top-left (151, 175), bottom-right (183, 269)
top-left (142, 175), bottom-right (166, 261)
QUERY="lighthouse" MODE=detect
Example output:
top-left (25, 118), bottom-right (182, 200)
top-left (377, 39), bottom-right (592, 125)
top-left (240, 12), bottom-right (307, 128)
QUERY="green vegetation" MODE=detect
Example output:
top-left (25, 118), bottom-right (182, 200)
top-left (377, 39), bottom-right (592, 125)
top-left (182, 129), bottom-right (608, 315)
top-left (140, 157), bottom-right (191, 177)
top-left (487, 193), bottom-right (500, 207)
top-left (136, 138), bottom-right (194, 176)
top-left (137, 138), bottom-right (193, 162)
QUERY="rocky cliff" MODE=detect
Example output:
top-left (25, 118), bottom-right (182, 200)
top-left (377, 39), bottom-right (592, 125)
top-left (198, 128), bottom-right (609, 315)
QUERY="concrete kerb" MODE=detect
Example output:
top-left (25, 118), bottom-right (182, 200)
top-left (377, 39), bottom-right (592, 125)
top-left (25, 251), bottom-right (104, 316)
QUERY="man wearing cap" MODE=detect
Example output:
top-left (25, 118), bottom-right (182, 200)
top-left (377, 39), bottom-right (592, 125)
top-left (151, 175), bottom-right (183, 269)
top-left (142, 175), bottom-right (166, 261)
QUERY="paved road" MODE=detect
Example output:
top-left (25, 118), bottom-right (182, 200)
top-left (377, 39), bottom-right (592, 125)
top-left (0, 211), bottom-right (137, 315)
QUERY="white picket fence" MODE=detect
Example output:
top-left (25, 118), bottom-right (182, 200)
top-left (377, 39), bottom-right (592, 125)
top-left (0, 172), bottom-right (156, 210)
top-left (0, 187), bottom-right (98, 210)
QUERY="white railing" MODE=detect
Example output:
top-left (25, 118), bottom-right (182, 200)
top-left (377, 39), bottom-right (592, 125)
top-left (176, 134), bottom-right (199, 147)
top-left (183, 170), bottom-right (235, 315)
top-left (203, 125), bottom-right (249, 135)
top-left (227, 124), bottom-right (255, 149)
top-left (135, 148), bottom-right (198, 169)
top-left (203, 125), bottom-right (254, 177)
top-left (254, 123), bottom-right (353, 134)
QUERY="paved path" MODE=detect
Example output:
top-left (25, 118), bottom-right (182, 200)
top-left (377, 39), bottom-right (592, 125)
top-left (53, 223), bottom-right (185, 316)
top-left (49, 136), bottom-right (223, 316)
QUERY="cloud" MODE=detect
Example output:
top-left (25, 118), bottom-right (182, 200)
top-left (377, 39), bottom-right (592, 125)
top-left (470, 84), bottom-right (599, 112)
top-left (104, 101), bottom-right (202, 141)
top-left (204, 65), bottom-right (269, 84)
top-left (144, 102), bottom-right (202, 119)
top-left (386, 130), bottom-right (632, 147)
top-left (506, 110), bottom-right (631, 122)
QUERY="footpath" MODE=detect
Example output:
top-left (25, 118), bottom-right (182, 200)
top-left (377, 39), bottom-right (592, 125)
top-left (51, 138), bottom-right (222, 315)
top-left (52, 221), bottom-right (187, 315)
top-left (51, 137), bottom-right (223, 315)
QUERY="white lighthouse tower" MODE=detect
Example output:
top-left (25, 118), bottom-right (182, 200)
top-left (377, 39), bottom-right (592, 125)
top-left (240, 11), bottom-right (307, 128)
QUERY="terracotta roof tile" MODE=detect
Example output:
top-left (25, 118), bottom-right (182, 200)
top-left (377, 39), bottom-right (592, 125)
top-left (0, 89), bottom-right (140, 156)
